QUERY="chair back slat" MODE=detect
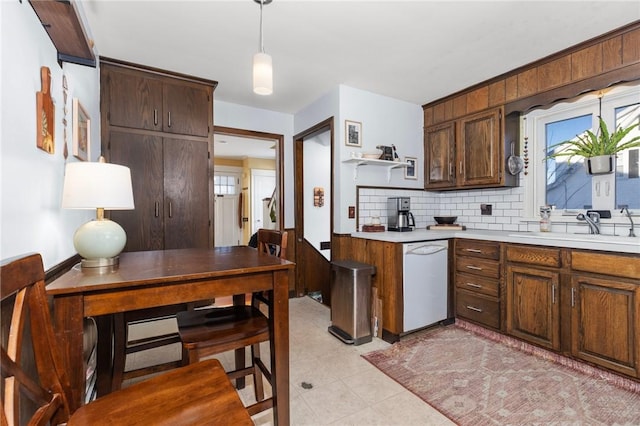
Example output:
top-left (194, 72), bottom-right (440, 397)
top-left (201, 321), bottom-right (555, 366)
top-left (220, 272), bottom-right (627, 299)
top-left (257, 229), bottom-right (288, 259)
top-left (1, 254), bottom-right (71, 426)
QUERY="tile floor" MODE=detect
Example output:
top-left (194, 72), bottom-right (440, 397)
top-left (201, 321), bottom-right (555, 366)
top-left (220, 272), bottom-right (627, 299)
top-left (125, 296), bottom-right (454, 425)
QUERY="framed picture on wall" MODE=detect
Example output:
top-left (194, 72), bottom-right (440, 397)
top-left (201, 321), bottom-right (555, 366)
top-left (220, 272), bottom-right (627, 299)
top-left (404, 157), bottom-right (417, 179)
top-left (345, 120), bottom-right (362, 147)
top-left (73, 98), bottom-right (90, 161)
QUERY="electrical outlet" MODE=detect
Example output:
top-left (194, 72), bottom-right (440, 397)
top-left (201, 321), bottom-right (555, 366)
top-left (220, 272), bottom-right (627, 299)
top-left (481, 204), bottom-right (492, 215)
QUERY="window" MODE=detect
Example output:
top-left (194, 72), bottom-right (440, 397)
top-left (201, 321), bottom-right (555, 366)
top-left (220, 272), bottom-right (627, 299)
top-left (526, 83), bottom-right (640, 216)
top-left (213, 174), bottom-right (238, 195)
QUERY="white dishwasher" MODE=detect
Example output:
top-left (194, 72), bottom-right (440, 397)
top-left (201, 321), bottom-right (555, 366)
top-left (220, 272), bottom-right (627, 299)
top-left (402, 240), bottom-right (449, 333)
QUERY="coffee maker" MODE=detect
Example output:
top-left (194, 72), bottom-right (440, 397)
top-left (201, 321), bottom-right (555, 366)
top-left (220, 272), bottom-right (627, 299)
top-left (387, 197), bottom-right (415, 232)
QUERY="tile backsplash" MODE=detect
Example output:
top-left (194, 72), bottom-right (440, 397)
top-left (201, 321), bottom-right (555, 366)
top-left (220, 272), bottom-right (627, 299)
top-left (358, 186), bottom-right (526, 231)
top-left (358, 186), bottom-right (632, 236)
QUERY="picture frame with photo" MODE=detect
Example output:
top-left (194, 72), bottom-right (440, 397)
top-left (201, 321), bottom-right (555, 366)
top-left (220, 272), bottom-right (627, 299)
top-left (345, 120), bottom-right (362, 147)
top-left (404, 156), bottom-right (417, 179)
top-left (73, 98), bottom-right (90, 161)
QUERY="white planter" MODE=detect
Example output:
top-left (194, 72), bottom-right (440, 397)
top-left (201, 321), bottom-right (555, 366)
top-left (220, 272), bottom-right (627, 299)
top-left (586, 155), bottom-right (615, 175)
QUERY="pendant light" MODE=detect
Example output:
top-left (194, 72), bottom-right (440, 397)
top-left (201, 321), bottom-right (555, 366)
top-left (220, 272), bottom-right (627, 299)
top-left (253, 0), bottom-right (273, 95)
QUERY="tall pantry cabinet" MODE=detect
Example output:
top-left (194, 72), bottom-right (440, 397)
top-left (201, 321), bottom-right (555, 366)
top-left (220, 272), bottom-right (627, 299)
top-left (100, 58), bottom-right (217, 252)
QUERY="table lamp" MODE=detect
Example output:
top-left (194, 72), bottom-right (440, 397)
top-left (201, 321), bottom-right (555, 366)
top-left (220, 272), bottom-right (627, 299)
top-left (62, 157), bottom-right (134, 270)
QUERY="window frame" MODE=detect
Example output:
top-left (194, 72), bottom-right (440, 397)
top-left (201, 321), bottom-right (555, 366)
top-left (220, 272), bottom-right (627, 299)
top-left (523, 82), bottom-right (639, 221)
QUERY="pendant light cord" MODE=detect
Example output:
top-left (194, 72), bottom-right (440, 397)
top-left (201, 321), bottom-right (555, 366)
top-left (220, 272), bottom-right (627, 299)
top-left (259, 0), bottom-right (265, 53)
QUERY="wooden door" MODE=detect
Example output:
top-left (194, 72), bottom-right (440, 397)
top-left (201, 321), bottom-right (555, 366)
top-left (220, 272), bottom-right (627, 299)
top-left (506, 265), bottom-right (560, 350)
top-left (163, 138), bottom-right (210, 249)
top-left (104, 65), bottom-right (163, 132)
top-left (458, 107), bottom-right (502, 187)
top-left (108, 131), bottom-right (165, 251)
top-left (163, 82), bottom-right (210, 137)
top-left (571, 274), bottom-right (639, 377)
top-left (424, 121), bottom-right (456, 189)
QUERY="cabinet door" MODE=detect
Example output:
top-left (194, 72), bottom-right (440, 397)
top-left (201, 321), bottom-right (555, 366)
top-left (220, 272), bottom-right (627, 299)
top-left (506, 265), bottom-right (560, 350)
top-left (163, 138), bottom-right (210, 249)
top-left (424, 121), bottom-right (456, 189)
top-left (104, 67), bottom-right (163, 132)
top-left (108, 131), bottom-right (165, 251)
top-left (458, 107), bottom-right (502, 187)
top-left (163, 83), bottom-right (210, 137)
top-left (571, 274), bottom-right (639, 377)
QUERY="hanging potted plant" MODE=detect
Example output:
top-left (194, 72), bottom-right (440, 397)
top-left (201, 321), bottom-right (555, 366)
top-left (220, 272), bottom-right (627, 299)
top-left (545, 117), bottom-right (640, 174)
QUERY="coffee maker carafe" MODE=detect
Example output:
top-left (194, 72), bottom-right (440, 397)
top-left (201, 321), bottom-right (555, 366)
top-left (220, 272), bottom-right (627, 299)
top-left (387, 197), bottom-right (415, 232)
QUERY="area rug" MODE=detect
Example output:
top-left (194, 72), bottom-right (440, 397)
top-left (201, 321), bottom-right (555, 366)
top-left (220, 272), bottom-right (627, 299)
top-left (363, 323), bottom-right (640, 425)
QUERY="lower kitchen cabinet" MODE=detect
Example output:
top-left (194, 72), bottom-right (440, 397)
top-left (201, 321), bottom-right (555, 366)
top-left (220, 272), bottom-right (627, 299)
top-left (454, 239), bottom-right (501, 330)
top-left (570, 251), bottom-right (640, 378)
top-left (571, 274), bottom-right (639, 377)
top-left (506, 265), bottom-right (560, 350)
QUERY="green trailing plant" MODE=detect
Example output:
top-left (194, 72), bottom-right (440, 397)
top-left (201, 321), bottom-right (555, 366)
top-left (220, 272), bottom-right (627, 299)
top-left (545, 117), bottom-right (640, 163)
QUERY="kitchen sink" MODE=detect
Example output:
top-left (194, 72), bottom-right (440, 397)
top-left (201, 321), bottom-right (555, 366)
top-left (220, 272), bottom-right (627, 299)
top-left (508, 232), bottom-right (640, 246)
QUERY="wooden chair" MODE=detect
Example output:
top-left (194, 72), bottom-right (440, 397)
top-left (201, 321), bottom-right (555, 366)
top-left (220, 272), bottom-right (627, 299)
top-left (176, 228), bottom-right (288, 416)
top-left (0, 253), bottom-right (252, 426)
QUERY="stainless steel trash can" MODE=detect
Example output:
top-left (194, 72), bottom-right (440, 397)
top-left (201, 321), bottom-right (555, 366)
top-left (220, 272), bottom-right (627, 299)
top-left (328, 260), bottom-right (376, 345)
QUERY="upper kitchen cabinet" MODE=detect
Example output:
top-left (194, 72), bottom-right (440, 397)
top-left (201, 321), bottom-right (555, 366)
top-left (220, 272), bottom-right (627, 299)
top-left (424, 106), bottom-right (519, 190)
top-left (424, 121), bottom-right (455, 188)
top-left (101, 59), bottom-right (211, 137)
top-left (100, 58), bottom-right (217, 252)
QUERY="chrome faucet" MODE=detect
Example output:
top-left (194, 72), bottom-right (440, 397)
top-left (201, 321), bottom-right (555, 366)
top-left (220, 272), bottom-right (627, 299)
top-left (620, 207), bottom-right (636, 237)
top-left (577, 212), bottom-right (600, 234)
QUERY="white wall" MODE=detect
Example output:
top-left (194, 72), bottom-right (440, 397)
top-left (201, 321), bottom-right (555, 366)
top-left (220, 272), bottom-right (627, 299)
top-left (336, 86), bottom-right (423, 233)
top-left (302, 130), bottom-right (331, 260)
top-left (1, 1), bottom-right (100, 269)
top-left (214, 100), bottom-right (295, 228)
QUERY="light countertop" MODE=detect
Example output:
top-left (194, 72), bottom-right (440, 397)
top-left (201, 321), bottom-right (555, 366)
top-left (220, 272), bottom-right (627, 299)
top-left (351, 229), bottom-right (640, 255)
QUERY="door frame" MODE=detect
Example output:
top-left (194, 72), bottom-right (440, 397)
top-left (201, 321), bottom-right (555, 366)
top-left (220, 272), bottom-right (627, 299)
top-left (293, 117), bottom-right (334, 297)
top-left (213, 126), bottom-right (284, 242)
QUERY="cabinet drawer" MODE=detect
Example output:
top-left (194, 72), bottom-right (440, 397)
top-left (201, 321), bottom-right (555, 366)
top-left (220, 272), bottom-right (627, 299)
top-left (456, 256), bottom-right (500, 279)
top-left (456, 290), bottom-right (500, 329)
top-left (506, 245), bottom-right (562, 268)
top-left (572, 251), bottom-right (640, 280)
top-left (455, 273), bottom-right (499, 297)
top-left (456, 239), bottom-right (500, 260)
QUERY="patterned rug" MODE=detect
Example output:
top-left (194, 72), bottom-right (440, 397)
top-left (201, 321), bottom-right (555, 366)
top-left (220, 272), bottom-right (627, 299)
top-left (363, 323), bottom-right (640, 425)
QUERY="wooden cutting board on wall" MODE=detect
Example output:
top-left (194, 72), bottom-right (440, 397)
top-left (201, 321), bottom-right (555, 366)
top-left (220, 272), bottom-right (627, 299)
top-left (36, 66), bottom-right (55, 154)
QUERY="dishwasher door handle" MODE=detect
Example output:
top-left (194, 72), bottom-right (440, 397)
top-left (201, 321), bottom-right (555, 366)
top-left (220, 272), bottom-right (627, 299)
top-left (407, 245), bottom-right (447, 255)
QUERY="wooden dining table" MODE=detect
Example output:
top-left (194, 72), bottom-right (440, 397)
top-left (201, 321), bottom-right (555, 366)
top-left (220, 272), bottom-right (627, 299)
top-left (46, 247), bottom-right (294, 425)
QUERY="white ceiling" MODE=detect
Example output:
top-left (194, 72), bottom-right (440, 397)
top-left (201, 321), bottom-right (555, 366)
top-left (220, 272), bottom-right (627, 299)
top-left (80, 1), bottom-right (639, 116)
top-left (79, 1), bottom-right (639, 159)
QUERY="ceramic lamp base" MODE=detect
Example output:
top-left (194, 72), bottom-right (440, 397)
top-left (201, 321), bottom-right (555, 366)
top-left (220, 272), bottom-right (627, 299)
top-left (73, 218), bottom-right (127, 270)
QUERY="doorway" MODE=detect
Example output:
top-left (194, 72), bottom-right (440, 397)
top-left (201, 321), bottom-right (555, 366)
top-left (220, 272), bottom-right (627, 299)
top-left (294, 117), bottom-right (334, 303)
top-left (213, 126), bottom-right (283, 246)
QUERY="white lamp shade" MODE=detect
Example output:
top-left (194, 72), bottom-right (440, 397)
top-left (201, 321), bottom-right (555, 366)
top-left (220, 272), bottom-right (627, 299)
top-left (253, 52), bottom-right (273, 95)
top-left (62, 161), bottom-right (134, 210)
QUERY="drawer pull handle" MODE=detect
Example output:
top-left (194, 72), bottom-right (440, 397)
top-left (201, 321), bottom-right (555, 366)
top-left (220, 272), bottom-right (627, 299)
top-left (465, 283), bottom-right (482, 288)
top-left (466, 265), bottom-right (483, 271)
top-left (466, 305), bottom-right (483, 313)
top-left (464, 248), bottom-right (483, 253)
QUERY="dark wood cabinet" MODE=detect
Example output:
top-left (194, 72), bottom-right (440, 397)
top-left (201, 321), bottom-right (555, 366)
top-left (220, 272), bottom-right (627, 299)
top-left (506, 265), bottom-right (560, 350)
top-left (458, 108), bottom-right (502, 187)
top-left (424, 106), bottom-right (519, 190)
top-left (571, 274), bottom-right (639, 378)
top-left (570, 251), bottom-right (640, 378)
top-left (505, 245), bottom-right (563, 351)
top-left (103, 63), bottom-right (211, 137)
top-left (424, 121), bottom-right (455, 188)
top-left (100, 59), bottom-right (216, 252)
top-left (454, 239), bottom-right (501, 330)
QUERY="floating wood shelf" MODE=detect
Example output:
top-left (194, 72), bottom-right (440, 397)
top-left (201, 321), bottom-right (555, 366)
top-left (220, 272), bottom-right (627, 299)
top-left (29, 0), bottom-right (96, 67)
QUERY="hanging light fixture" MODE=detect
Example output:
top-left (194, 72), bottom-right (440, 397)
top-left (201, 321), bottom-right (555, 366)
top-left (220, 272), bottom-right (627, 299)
top-left (253, 0), bottom-right (273, 95)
